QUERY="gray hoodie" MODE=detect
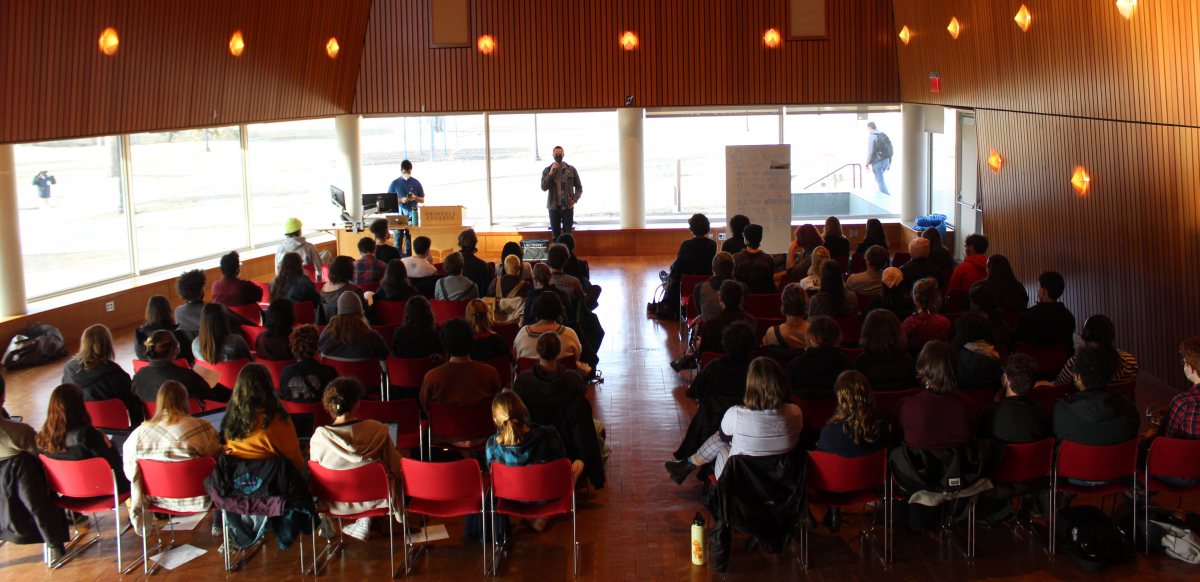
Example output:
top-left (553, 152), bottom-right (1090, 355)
top-left (309, 420), bottom-right (404, 516)
top-left (275, 236), bottom-right (323, 280)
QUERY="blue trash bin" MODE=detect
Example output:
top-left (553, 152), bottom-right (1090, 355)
top-left (915, 214), bottom-right (948, 241)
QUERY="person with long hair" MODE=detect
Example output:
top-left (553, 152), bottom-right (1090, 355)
top-left (901, 278), bottom-right (951, 351)
top-left (807, 261), bottom-right (857, 318)
top-left (133, 330), bottom-right (219, 403)
top-left (866, 267), bottom-right (915, 321)
top-left (466, 299), bottom-right (511, 362)
top-left (37, 383), bottom-right (130, 491)
top-left (269, 252), bottom-right (321, 309)
top-left (193, 302), bottom-right (254, 369)
top-left (373, 259), bottom-right (418, 303)
top-left (950, 313), bottom-right (1004, 392)
top-left (256, 299), bottom-right (296, 361)
top-left (390, 296), bottom-right (445, 359)
top-left (321, 256), bottom-right (366, 317)
top-left (921, 227), bottom-right (956, 271)
top-left (813, 370), bottom-right (885, 531)
top-left (799, 247), bottom-right (831, 293)
top-left (487, 255), bottom-right (531, 300)
top-left (821, 216), bottom-right (850, 260)
top-left (318, 293), bottom-right (388, 363)
top-left (732, 224), bottom-right (776, 294)
top-left (854, 218), bottom-right (889, 255)
top-left (786, 223), bottom-right (825, 276)
top-left (968, 254), bottom-right (1028, 314)
top-left (434, 252), bottom-right (480, 301)
top-left (666, 357), bottom-right (803, 483)
top-left (63, 324), bottom-right (144, 426)
top-left (134, 295), bottom-right (194, 363)
top-left (279, 325), bottom-right (338, 403)
top-left (122, 381), bottom-right (221, 531)
top-left (495, 241), bottom-right (533, 280)
top-left (222, 364), bottom-right (304, 472)
top-left (854, 309), bottom-right (918, 392)
top-left (0, 379), bottom-right (69, 559)
top-left (762, 283), bottom-right (809, 350)
top-left (310, 378), bottom-right (405, 541)
top-left (785, 316), bottom-right (853, 400)
top-left (1055, 315), bottom-right (1139, 386)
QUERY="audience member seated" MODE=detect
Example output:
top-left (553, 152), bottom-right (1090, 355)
top-left (899, 238), bottom-right (944, 289)
top-left (806, 261), bottom-right (857, 318)
top-left (786, 316), bottom-right (853, 400)
top-left (419, 319), bottom-right (502, 414)
top-left (854, 218), bottom-right (889, 255)
top-left (524, 263), bottom-right (573, 326)
top-left (514, 334), bottom-right (586, 405)
top-left (0, 380), bottom-right (68, 560)
top-left (63, 325), bottom-right (144, 426)
top-left (761, 283), bottom-right (808, 350)
top-left (212, 251), bottom-right (263, 308)
top-left (660, 214), bottom-right (718, 318)
top-left (434, 252), bottom-right (480, 301)
top-left (557, 234), bottom-right (601, 306)
top-left (694, 253), bottom-right (745, 324)
top-left (811, 370), bottom-right (885, 530)
top-left (352, 237), bottom-right (387, 285)
top-left (121, 381), bottom-right (221, 531)
top-left (785, 223), bottom-right (824, 278)
top-left (968, 254), bottom-right (1028, 315)
top-left (820, 216), bottom-right (850, 261)
top-left (547, 243), bottom-right (586, 309)
top-left (854, 310), bottom-right (918, 392)
top-left (256, 299), bottom-right (296, 361)
top-left (37, 383), bottom-right (129, 491)
top-left (279, 325), bottom-right (338, 403)
top-left (321, 256), bottom-right (366, 319)
top-left (1012, 271), bottom-right (1075, 350)
top-left (722, 214), bottom-right (750, 255)
top-left (134, 294), bottom-right (194, 363)
top-left (318, 294), bottom-right (388, 363)
top-left (733, 224), bottom-right (776, 294)
top-left (1162, 336), bottom-right (1200, 440)
top-left (977, 354), bottom-right (1046, 446)
top-left (488, 255), bottom-right (531, 300)
top-left (665, 358), bottom-right (802, 484)
top-left (175, 269), bottom-right (255, 337)
top-left (193, 303), bottom-right (255, 366)
top-left (372, 259), bottom-right (419, 305)
top-left (967, 286), bottom-right (1012, 347)
top-left (846, 245), bottom-right (888, 295)
top-left (309, 378), bottom-right (405, 542)
top-left (390, 296), bottom-right (445, 359)
top-left (798, 247), bottom-right (830, 292)
top-left (687, 324), bottom-right (757, 401)
top-left (951, 313), bottom-right (1004, 392)
top-left (369, 218), bottom-right (403, 265)
top-left (922, 227), bottom-right (956, 271)
top-left (133, 331), bottom-right (219, 403)
top-left (222, 364), bottom-right (305, 472)
top-left (514, 293), bottom-right (586, 370)
top-left (901, 278), bottom-right (951, 352)
top-left (1050, 345), bottom-right (1138, 446)
top-left (1056, 315), bottom-right (1138, 386)
top-left (949, 234), bottom-right (989, 292)
top-left (466, 299), bottom-right (512, 362)
top-left (694, 280), bottom-right (756, 364)
top-left (458, 229), bottom-right (493, 295)
top-left (867, 267), bottom-right (915, 321)
top-left (270, 252), bottom-right (321, 310)
top-left (402, 235), bottom-right (438, 278)
top-left (275, 217), bottom-right (322, 278)
top-left (495, 241), bottom-right (534, 280)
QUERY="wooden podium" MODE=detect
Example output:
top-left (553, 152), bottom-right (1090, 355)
top-left (334, 205), bottom-right (466, 261)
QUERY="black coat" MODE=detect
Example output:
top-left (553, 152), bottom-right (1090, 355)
top-left (696, 309), bottom-right (757, 360)
top-left (957, 347), bottom-right (1004, 392)
top-left (978, 396), bottom-right (1047, 445)
top-left (460, 252), bottom-right (493, 298)
top-left (203, 455), bottom-right (314, 549)
top-left (889, 443), bottom-right (992, 496)
top-left (132, 360), bottom-right (218, 403)
top-left (900, 256), bottom-right (945, 289)
top-left (524, 397), bottom-right (606, 489)
top-left (786, 347), bottom-right (853, 400)
top-left (1013, 302), bottom-right (1077, 349)
top-left (701, 447), bottom-right (806, 555)
top-left (63, 360), bottom-right (145, 426)
top-left (854, 348), bottom-right (919, 392)
top-left (0, 452), bottom-right (69, 545)
top-left (1050, 388), bottom-right (1139, 446)
top-left (686, 356), bottom-right (750, 401)
top-left (134, 323), bottom-right (194, 363)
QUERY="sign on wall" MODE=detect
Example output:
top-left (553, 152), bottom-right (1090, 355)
top-left (788, 0), bottom-right (828, 40)
top-left (726, 145), bottom-right (792, 253)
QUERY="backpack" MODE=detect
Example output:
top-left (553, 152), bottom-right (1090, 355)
top-left (483, 279), bottom-right (526, 324)
top-left (2, 322), bottom-right (67, 370)
top-left (876, 132), bottom-right (894, 160)
top-left (1056, 505), bottom-right (1135, 572)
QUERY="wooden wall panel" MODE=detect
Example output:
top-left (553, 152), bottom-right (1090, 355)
top-left (0, 0), bottom-right (372, 144)
top-left (353, 0), bottom-right (899, 114)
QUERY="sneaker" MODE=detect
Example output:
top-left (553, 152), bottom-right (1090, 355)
top-left (664, 459), bottom-right (695, 485)
top-left (343, 518), bottom-right (371, 542)
top-left (522, 517), bottom-right (548, 532)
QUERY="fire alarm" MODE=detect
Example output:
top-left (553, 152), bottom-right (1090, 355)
top-left (930, 72), bottom-right (940, 93)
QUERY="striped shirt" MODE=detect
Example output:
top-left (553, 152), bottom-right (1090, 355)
top-left (1055, 349), bottom-right (1139, 386)
top-left (122, 416), bottom-right (221, 530)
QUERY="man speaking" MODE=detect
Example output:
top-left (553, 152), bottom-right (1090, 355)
top-left (540, 146), bottom-right (582, 242)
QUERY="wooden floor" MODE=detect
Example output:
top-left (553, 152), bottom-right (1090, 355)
top-left (0, 255), bottom-right (1196, 581)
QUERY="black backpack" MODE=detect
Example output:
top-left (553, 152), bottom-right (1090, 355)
top-left (2, 322), bottom-right (67, 370)
top-left (1056, 505), bottom-right (1135, 572)
top-left (876, 132), bottom-right (894, 160)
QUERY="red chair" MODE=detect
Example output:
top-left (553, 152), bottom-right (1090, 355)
top-left (872, 388), bottom-right (919, 413)
top-left (303, 264), bottom-right (318, 283)
top-left (946, 289), bottom-right (968, 312)
top-left (430, 299), bottom-right (470, 324)
top-left (833, 314), bottom-right (862, 345)
top-left (280, 400), bottom-right (333, 430)
top-left (779, 274), bottom-right (805, 288)
top-left (227, 303), bottom-right (262, 325)
top-left (1028, 382), bottom-right (1074, 412)
top-left (960, 388), bottom-right (999, 411)
top-left (398, 458), bottom-right (488, 575)
top-left (257, 358), bottom-right (296, 389)
top-left (841, 347), bottom-right (864, 361)
top-left (1139, 437), bottom-right (1200, 553)
top-left (240, 325), bottom-right (267, 349)
top-left (849, 253), bottom-right (867, 274)
top-left (1109, 380), bottom-right (1136, 402)
top-left (679, 274), bottom-right (709, 321)
top-left (891, 252), bottom-right (911, 269)
top-left (293, 301), bottom-right (317, 325)
top-left (745, 293), bottom-right (784, 320)
top-left (803, 450), bottom-right (889, 566)
top-left (306, 462), bottom-right (399, 577)
top-left (427, 400), bottom-right (496, 456)
top-left (476, 355), bottom-right (514, 387)
top-left (1013, 342), bottom-right (1070, 375)
top-left (386, 356), bottom-right (438, 399)
top-left (253, 281), bottom-right (272, 307)
top-left (195, 358), bottom-right (250, 388)
top-left (829, 253), bottom-right (848, 274)
top-left (756, 318), bottom-right (785, 342)
top-left (356, 399), bottom-right (425, 452)
top-left (371, 325), bottom-right (399, 351)
top-left (492, 322), bottom-right (519, 346)
top-left (515, 356), bottom-right (577, 374)
top-left (132, 358), bottom-right (189, 372)
top-left (135, 457), bottom-right (217, 574)
top-left (698, 352), bottom-right (724, 372)
top-left (322, 264), bottom-right (331, 282)
top-left (434, 263), bottom-right (446, 276)
top-left (789, 396), bottom-right (837, 430)
top-left (374, 300), bottom-right (408, 326)
top-left (490, 459), bottom-right (579, 574)
top-left (203, 400), bottom-right (227, 410)
top-left (991, 437), bottom-right (1055, 553)
top-left (40, 456), bottom-right (132, 570)
top-left (328, 359), bottom-right (385, 395)
top-left (1052, 439), bottom-right (1139, 553)
top-left (358, 282), bottom-right (381, 294)
top-left (85, 399), bottom-right (131, 431)
top-left (854, 293), bottom-right (879, 313)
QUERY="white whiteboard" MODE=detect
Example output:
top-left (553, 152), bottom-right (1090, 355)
top-left (726, 145), bottom-right (792, 253)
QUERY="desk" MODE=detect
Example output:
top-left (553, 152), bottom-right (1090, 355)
top-left (328, 206), bottom-right (466, 261)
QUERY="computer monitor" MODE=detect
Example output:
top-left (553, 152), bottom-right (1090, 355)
top-left (362, 192), bottom-right (399, 215)
top-left (330, 185), bottom-right (346, 211)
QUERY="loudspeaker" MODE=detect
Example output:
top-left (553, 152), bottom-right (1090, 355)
top-left (520, 239), bottom-right (550, 261)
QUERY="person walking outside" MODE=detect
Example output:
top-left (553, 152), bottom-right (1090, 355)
top-left (866, 122), bottom-right (893, 196)
top-left (32, 170), bottom-right (56, 209)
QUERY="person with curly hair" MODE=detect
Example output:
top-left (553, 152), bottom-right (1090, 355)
top-left (223, 364), bottom-right (304, 472)
top-left (279, 325), bottom-right (338, 403)
top-left (812, 370), bottom-right (884, 531)
top-left (173, 268), bottom-right (254, 337)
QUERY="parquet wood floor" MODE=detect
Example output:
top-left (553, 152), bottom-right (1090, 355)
top-left (0, 255), bottom-right (1196, 581)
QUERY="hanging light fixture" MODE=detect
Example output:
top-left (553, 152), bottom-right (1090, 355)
top-left (898, 26), bottom-right (912, 45)
top-left (98, 27), bottom-right (119, 55)
top-left (477, 35), bottom-right (495, 54)
top-left (326, 38), bottom-right (340, 59)
top-left (1116, 0), bottom-right (1137, 19)
top-left (947, 17), bottom-right (962, 39)
top-left (1071, 166), bottom-right (1091, 195)
top-left (620, 31), bottom-right (638, 51)
top-left (763, 28), bottom-right (781, 48)
top-left (1014, 5), bottom-right (1032, 31)
top-left (229, 31), bottom-right (245, 57)
top-left (988, 151), bottom-right (1005, 173)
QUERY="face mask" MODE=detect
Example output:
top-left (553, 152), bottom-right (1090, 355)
top-left (401, 172), bottom-right (411, 179)
top-left (553, 155), bottom-right (564, 163)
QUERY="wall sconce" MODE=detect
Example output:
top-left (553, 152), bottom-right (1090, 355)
top-left (1116, 0), bottom-right (1137, 19)
top-left (947, 17), bottom-right (962, 39)
top-left (763, 29), bottom-right (781, 48)
top-left (229, 31), bottom-right (245, 57)
top-left (620, 31), bottom-right (638, 51)
top-left (1071, 166), bottom-right (1091, 195)
top-left (1014, 5), bottom-right (1032, 31)
top-left (477, 35), bottom-right (495, 54)
top-left (326, 38), bottom-right (340, 59)
top-left (898, 26), bottom-right (911, 45)
top-left (988, 150), bottom-right (1004, 173)
top-left (98, 27), bottom-right (119, 56)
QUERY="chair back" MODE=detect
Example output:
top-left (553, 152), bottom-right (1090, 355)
top-left (253, 281), bottom-right (271, 305)
top-left (357, 399), bottom-right (422, 447)
top-left (386, 356), bottom-right (437, 388)
top-left (138, 457), bottom-right (216, 500)
top-left (891, 252), bottom-right (911, 269)
top-left (1012, 342), bottom-right (1069, 374)
top-left (829, 254), bottom-right (848, 274)
top-left (195, 358), bottom-right (250, 388)
top-left (293, 301), bottom-right (317, 325)
top-left (400, 458), bottom-right (482, 501)
top-left (756, 318), bottom-right (785, 343)
top-left (699, 352), bottom-right (724, 371)
top-left (328, 358), bottom-right (384, 390)
top-left (257, 358), bottom-right (296, 389)
top-left (516, 356), bottom-right (576, 374)
top-left (372, 325), bottom-right (399, 351)
top-left (946, 289), bottom-right (968, 313)
top-left (491, 459), bottom-right (574, 503)
top-left (227, 304), bottom-right (262, 325)
top-left (833, 314), bottom-right (862, 345)
top-left (308, 461), bottom-right (391, 504)
top-left (40, 456), bottom-right (118, 498)
top-left (855, 293), bottom-right (879, 313)
top-left (1145, 437), bottom-right (1200, 481)
top-left (322, 264), bottom-right (331, 282)
top-left (679, 275), bottom-right (709, 300)
top-left (493, 322), bottom-right (519, 346)
top-left (779, 274), bottom-right (805, 288)
top-left (745, 293), bottom-right (784, 320)
top-left (1056, 439), bottom-right (1138, 482)
top-left (841, 347), bottom-right (863, 361)
top-left (188, 398), bottom-right (203, 414)
top-left (303, 264), bottom-right (318, 283)
top-left (85, 399), bottom-right (131, 430)
top-left (434, 263), bottom-right (446, 276)
top-left (872, 388), bottom-right (919, 413)
top-left (374, 300), bottom-right (407, 325)
top-left (430, 300), bottom-right (470, 324)
top-left (132, 358), bottom-right (190, 373)
top-left (358, 282), bottom-right (381, 294)
top-left (790, 396), bottom-right (838, 430)
top-left (240, 325), bottom-right (267, 349)
top-left (428, 400), bottom-right (497, 441)
top-left (807, 449), bottom-right (887, 493)
top-left (849, 254), bottom-right (867, 274)
top-left (991, 438), bottom-right (1055, 483)
top-left (960, 388), bottom-right (998, 411)
top-left (1109, 381), bottom-right (1136, 401)
top-left (1029, 382), bottom-right (1074, 412)
top-left (280, 400), bottom-right (333, 429)
top-left (476, 355), bottom-right (513, 387)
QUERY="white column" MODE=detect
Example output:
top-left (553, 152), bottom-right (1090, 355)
top-left (617, 108), bottom-right (646, 229)
top-left (0, 144), bottom-right (27, 316)
top-left (900, 103), bottom-right (927, 222)
top-left (335, 114), bottom-right (363, 222)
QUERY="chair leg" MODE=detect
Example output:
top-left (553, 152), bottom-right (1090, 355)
top-left (114, 508), bottom-right (123, 573)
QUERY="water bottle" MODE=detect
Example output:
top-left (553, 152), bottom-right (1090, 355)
top-left (690, 512), bottom-right (706, 565)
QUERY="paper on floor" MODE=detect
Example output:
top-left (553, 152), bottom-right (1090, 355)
top-left (161, 512), bottom-right (207, 531)
top-left (150, 544), bottom-right (207, 570)
top-left (404, 524), bottom-right (450, 544)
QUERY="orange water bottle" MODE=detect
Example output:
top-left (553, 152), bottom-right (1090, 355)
top-left (690, 512), bottom-right (706, 565)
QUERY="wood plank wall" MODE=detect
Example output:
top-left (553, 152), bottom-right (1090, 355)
top-left (0, 0), bottom-right (372, 144)
top-left (353, 0), bottom-right (899, 114)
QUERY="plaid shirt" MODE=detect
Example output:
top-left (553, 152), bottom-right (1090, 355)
top-left (122, 417), bottom-right (222, 530)
top-left (353, 254), bottom-right (387, 284)
top-left (1164, 384), bottom-right (1200, 439)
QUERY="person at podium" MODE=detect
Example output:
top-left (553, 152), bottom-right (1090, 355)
top-left (387, 159), bottom-right (424, 256)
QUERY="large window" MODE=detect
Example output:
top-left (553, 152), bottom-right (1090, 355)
top-left (785, 109), bottom-right (902, 217)
top-left (247, 119), bottom-right (337, 245)
top-left (929, 107), bottom-right (958, 224)
top-left (13, 138), bottom-right (131, 298)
